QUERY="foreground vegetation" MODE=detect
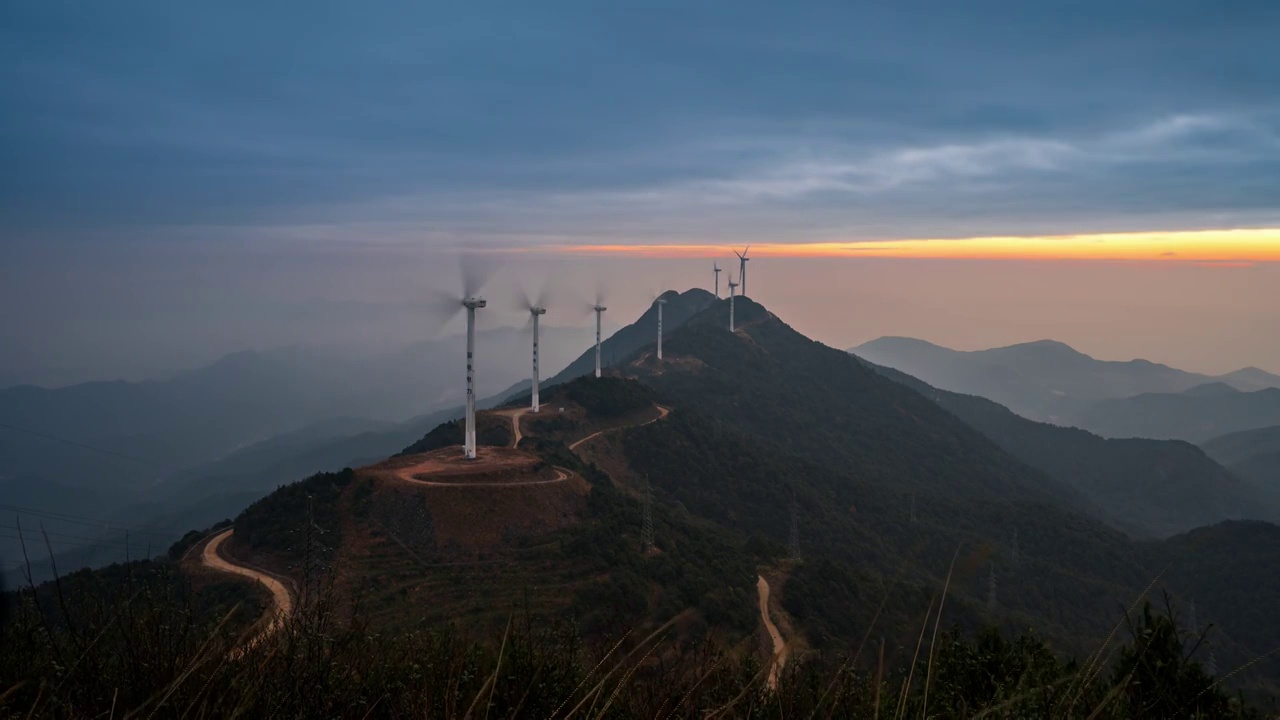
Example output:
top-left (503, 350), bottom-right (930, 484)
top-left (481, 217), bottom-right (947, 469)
top-left (0, 557), bottom-right (1261, 719)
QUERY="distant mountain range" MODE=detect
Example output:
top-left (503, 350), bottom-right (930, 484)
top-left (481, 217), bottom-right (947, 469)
top-left (1077, 385), bottom-right (1280, 442)
top-left (865, 363), bottom-right (1276, 537)
top-left (852, 337), bottom-right (1280, 439)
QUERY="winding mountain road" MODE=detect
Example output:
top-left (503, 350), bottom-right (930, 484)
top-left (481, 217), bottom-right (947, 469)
top-left (201, 528), bottom-right (294, 645)
top-left (569, 404), bottom-right (670, 451)
top-left (757, 575), bottom-right (788, 691)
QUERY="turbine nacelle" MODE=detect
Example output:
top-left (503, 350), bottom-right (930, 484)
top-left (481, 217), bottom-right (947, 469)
top-left (463, 296), bottom-right (487, 310)
top-left (593, 304), bottom-right (608, 313)
top-left (529, 306), bottom-right (546, 316)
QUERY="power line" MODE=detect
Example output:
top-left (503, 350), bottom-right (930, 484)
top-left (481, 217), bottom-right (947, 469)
top-left (0, 420), bottom-right (175, 471)
top-left (0, 532), bottom-right (132, 550)
top-left (0, 524), bottom-right (137, 544)
top-left (0, 504), bottom-right (177, 538)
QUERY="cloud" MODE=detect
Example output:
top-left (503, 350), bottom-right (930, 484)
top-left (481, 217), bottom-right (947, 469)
top-left (3, 2), bottom-right (1279, 245)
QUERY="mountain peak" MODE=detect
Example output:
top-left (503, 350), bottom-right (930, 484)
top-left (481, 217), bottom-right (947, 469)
top-left (1183, 381), bottom-right (1241, 397)
top-left (853, 336), bottom-right (948, 354)
top-left (986, 339), bottom-right (1092, 363)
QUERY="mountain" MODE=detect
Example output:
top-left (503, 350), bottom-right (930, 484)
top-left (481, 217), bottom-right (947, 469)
top-left (1202, 425), bottom-right (1280, 493)
top-left (865, 363), bottom-right (1274, 537)
top-left (1219, 367), bottom-right (1280, 393)
top-left (142, 294), bottom-right (1280, 695)
top-left (543, 288), bottom-right (716, 387)
top-left (15, 294), bottom-right (1280, 693)
top-left (852, 336), bottom-right (1280, 424)
top-left (1076, 386), bottom-right (1280, 442)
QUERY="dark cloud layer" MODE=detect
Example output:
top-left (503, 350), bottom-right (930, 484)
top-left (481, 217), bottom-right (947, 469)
top-left (3, 1), bottom-right (1278, 240)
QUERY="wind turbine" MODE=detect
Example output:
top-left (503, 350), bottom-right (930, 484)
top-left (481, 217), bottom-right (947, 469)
top-left (424, 253), bottom-right (497, 461)
top-left (518, 284), bottom-right (552, 413)
top-left (593, 303), bottom-right (607, 378)
top-left (728, 274), bottom-right (738, 332)
top-left (462, 296), bottom-right (486, 458)
top-left (713, 262), bottom-right (722, 298)
top-left (655, 297), bottom-right (667, 360)
top-left (528, 305), bottom-right (547, 412)
top-left (734, 246), bottom-right (751, 297)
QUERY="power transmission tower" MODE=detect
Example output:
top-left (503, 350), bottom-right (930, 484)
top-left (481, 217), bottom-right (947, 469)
top-left (788, 495), bottom-right (801, 561)
top-left (641, 478), bottom-right (654, 552)
top-left (987, 565), bottom-right (998, 612)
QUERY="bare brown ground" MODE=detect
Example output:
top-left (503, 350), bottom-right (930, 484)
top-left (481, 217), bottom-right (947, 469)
top-left (358, 444), bottom-right (590, 553)
top-left (365, 446), bottom-right (557, 487)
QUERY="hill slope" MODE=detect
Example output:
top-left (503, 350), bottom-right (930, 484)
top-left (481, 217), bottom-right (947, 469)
top-left (1202, 425), bottom-right (1280, 494)
top-left (1075, 385), bottom-right (1280, 442)
top-left (866, 363), bottom-right (1274, 537)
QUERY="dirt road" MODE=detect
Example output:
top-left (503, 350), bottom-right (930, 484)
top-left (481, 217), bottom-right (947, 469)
top-left (493, 406), bottom-right (531, 448)
top-left (395, 464), bottom-right (572, 488)
top-left (202, 528), bottom-right (294, 643)
top-left (757, 575), bottom-right (788, 691)
top-left (569, 404), bottom-right (670, 451)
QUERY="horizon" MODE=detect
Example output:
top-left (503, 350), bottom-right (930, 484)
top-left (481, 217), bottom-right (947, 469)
top-left (4, 282), bottom-right (1275, 390)
top-left (3, 2), bottom-right (1279, 381)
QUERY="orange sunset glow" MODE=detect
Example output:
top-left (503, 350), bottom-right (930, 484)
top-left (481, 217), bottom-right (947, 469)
top-left (545, 228), bottom-right (1280, 263)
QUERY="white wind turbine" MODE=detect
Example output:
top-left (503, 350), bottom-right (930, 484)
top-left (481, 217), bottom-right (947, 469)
top-left (461, 296), bottom-right (486, 458)
top-left (734, 246), bottom-right (751, 297)
top-left (528, 304), bottom-right (547, 412)
top-left (713, 262), bottom-right (722, 298)
top-left (517, 284), bottom-right (553, 413)
top-left (424, 254), bottom-right (497, 461)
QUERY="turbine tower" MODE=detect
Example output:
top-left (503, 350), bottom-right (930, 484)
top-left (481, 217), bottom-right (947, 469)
top-left (463, 295), bottom-right (487, 460)
top-left (529, 305), bottom-right (547, 412)
top-left (593, 304), bottom-right (607, 377)
top-left (734, 246), bottom-right (751, 296)
top-left (655, 297), bottom-right (667, 360)
top-left (728, 274), bottom-right (738, 332)
top-left (713, 262), bottom-right (722, 298)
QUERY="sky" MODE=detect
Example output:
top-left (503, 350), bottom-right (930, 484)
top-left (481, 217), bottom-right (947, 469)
top-left (2, 1), bottom-right (1279, 385)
